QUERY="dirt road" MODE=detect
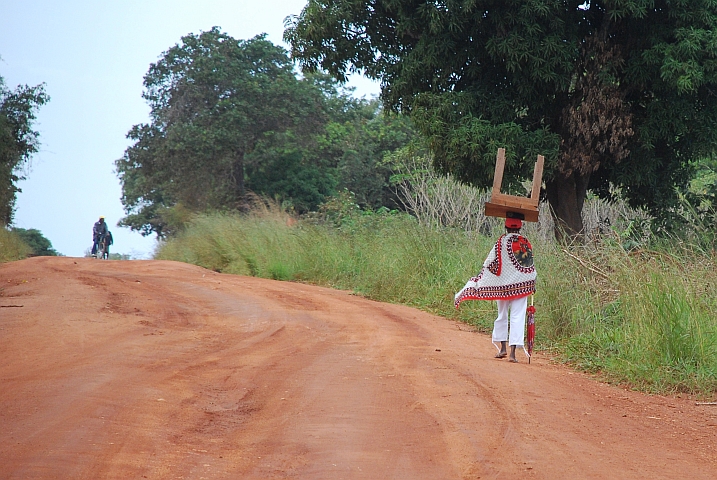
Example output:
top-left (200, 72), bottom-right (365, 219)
top-left (1, 257), bottom-right (715, 479)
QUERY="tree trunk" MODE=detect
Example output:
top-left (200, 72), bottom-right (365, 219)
top-left (545, 171), bottom-right (591, 242)
top-left (231, 152), bottom-right (247, 211)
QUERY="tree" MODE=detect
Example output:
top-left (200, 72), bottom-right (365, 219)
top-left (232, 89), bottom-right (417, 213)
top-left (116, 28), bottom-right (327, 236)
top-left (11, 227), bottom-right (59, 256)
top-left (244, 131), bottom-right (339, 213)
top-left (118, 36), bottom-right (418, 236)
top-left (285, 0), bottom-right (717, 237)
top-left (240, 74), bottom-right (358, 213)
top-left (329, 100), bottom-right (416, 209)
top-left (0, 75), bottom-right (49, 226)
top-left (244, 90), bottom-right (418, 214)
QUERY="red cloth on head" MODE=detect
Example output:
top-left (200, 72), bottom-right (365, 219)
top-left (505, 217), bottom-right (522, 229)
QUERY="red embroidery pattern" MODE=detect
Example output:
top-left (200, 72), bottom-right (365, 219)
top-left (454, 280), bottom-right (536, 305)
top-left (487, 236), bottom-right (503, 276)
top-left (508, 235), bottom-right (535, 273)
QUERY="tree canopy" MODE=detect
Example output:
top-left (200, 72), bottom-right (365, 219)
top-left (117, 28), bottom-right (416, 237)
top-left (244, 98), bottom-right (414, 212)
top-left (0, 74), bottom-right (49, 226)
top-left (117, 29), bottom-right (328, 236)
top-left (285, 0), bottom-right (717, 237)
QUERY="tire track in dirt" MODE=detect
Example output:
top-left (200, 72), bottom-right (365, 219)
top-left (1, 257), bottom-right (715, 479)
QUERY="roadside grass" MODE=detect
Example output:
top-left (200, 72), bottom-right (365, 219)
top-left (555, 241), bottom-right (717, 395)
top-left (156, 210), bottom-right (717, 397)
top-left (0, 228), bottom-right (31, 263)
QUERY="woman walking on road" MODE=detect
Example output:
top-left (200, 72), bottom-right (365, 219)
top-left (455, 216), bottom-right (537, 362)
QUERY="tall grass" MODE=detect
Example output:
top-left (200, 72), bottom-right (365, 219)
top-left (0, 228), bottom-right (31, 263)
top-left (157, 206), bottom-right (494, 316)
top-left (556, 243), bottom-right (717, 394)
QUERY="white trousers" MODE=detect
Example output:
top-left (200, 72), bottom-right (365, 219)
top-left (492, 296), bottom-right (528, 347)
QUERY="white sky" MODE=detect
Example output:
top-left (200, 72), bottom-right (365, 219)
top-left (0, 0), bottom-right (379, 258)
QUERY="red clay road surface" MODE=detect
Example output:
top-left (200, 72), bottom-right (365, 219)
top-left (1, 257), bottom-right (716, 479)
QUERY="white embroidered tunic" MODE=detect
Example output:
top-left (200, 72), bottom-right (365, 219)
top-left (455, 233), bottom-right (536, 306)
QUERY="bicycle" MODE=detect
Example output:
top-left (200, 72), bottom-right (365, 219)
top-left (96, 233), bottom-right (110, 260)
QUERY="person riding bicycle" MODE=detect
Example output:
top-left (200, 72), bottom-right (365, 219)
top-left (91, 216), bottom-right (109, 257)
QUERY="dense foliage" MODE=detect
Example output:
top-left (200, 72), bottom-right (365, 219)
top-left (11, 227), bottom-right (59, 256)
top-left (245, 94), bottom-right (415, 212)
top-left (286, 0), bottom-right (717, 237)
top-left (117, 29), bottom-right (416, 238)
top-left (0, 74), bottom-right (49, 226)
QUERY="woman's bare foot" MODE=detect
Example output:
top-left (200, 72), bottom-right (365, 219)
top-left (495, 340), bottom-right (507, 359)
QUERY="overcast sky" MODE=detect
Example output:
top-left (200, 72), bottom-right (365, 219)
top-left (0, 0), bottom-right (379, 258)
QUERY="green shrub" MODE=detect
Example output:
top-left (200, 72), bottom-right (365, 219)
top-left (11, 228), bottom-right (59, 256)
